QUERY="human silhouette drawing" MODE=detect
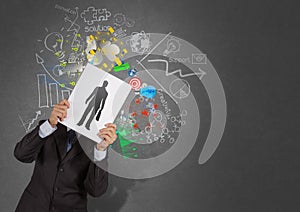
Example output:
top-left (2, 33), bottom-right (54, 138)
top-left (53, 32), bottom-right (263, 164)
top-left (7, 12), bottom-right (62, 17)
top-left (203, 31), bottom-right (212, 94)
top-left (77, 80), bottom-right (109, 130)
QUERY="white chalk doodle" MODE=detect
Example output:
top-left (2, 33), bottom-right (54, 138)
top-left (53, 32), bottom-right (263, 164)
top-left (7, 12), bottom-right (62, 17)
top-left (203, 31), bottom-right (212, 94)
top-left (49, 83), bottom-right (59, 106)
top-left (44, 32), bottom-right (65, 62)
top-left (192, 53), bottom-right (207, 64)
top-left (55, 4), bottom-right (76, 15)
top-left (129, 31), bottom-right (152, 54)
top-left (163, 38), bottom-right (181, 56)
top-left (139, 32), bottom-right (171, 63)
top-left (148, 59), bottom-right (206, 79)
top-left (37, 74), bottom-right (49, 108)
top-left (113, 27), bottom-right (127, 39)
top-left (35, 53), bottom-right (72, 91)
top-left (18, 111), bottom-right (43, 132)
top-left (114, 13), bottom-right (135, 28)
top-left (64, 7), bottom-right (83, 51)
top-left (80, 7), bottom-right (111, 25)
top-left (169, 79), bottom-right (191, 99)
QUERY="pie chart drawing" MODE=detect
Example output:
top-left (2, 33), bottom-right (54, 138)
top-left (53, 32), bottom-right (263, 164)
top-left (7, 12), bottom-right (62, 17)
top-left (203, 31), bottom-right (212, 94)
top-left (169, 79), bottom-right (191, 99)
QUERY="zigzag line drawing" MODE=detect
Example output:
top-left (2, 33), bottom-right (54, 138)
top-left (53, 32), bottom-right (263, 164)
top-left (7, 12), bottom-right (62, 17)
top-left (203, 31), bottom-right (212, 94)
top-left (18, 111), bottom-right (43, 133)
top-left (147, 59), bottom-right (206, 80)
top-left (27, 111), bottom-right (42, 131)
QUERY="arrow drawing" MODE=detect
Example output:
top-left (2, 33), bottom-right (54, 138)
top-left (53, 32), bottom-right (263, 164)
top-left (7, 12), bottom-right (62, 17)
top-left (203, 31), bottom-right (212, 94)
top-left (18, 114), bottom-right (27, 132)
top-left (27, 111), bottom-right (42, 131)
top-left (18, 111), bottom-right (43, 132)
top-left (147, 59), bottom-right (206, 79)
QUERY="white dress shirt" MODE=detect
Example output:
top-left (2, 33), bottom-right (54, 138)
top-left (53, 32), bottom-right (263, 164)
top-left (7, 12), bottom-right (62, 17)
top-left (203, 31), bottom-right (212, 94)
top-left (39, 120), bottom-right (106, 161)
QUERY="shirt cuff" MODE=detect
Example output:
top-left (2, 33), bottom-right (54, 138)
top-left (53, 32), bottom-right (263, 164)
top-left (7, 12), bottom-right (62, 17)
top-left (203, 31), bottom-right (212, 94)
top-left (39, 120), bottom-right (57, 138)
top-left (94, 146), bottom-right (107, 161)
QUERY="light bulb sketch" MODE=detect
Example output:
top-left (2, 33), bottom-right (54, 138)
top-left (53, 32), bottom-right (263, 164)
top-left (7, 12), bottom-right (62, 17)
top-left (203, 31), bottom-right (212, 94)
top-left (44, 32), bottom-right (65, 61)
top-left (163, 38), bottom-right (181, 56)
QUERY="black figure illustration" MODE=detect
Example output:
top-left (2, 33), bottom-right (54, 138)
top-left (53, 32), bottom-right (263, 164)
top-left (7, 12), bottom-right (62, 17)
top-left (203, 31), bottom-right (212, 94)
top-left (77, 80), bottom-right (109, 130)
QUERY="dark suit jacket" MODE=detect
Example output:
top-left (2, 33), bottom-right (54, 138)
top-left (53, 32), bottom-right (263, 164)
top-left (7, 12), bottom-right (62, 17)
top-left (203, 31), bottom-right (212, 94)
top-left (14, 120), bottom-right (108, 212)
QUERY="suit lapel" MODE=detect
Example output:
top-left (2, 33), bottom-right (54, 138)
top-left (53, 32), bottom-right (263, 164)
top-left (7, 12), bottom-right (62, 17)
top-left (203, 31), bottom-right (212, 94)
top-left (61, 139), bottom-right (83, 165)
top-left (53, 123), bottom-right (84, 164)
top-left (53, 123), bottom-right (68, 161)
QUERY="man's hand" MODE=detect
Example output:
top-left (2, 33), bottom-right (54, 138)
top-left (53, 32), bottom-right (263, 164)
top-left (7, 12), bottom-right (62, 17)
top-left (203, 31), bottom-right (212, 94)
top-left (96, 123), bottom-right (117, 151)
top-left (49, 99), bottom-right (70, 128)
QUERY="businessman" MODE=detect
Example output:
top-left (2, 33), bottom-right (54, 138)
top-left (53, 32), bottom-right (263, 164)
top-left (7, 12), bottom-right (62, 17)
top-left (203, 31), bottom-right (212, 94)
top-left (14, 99), bottom-right (117, 212)
top-left (77, 80), bottom-right (109, 130)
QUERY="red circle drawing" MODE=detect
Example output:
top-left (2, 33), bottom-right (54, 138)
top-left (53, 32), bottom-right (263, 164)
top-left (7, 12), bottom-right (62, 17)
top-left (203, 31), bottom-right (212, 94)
top-left (129, 77), bottom-right (142, 90)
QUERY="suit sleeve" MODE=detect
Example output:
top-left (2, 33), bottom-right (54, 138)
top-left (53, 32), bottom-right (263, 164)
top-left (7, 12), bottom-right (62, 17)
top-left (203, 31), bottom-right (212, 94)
top-left (84, 158), bottom-right (109, 197)
top-left (14, 120), bottom-right (48, 163)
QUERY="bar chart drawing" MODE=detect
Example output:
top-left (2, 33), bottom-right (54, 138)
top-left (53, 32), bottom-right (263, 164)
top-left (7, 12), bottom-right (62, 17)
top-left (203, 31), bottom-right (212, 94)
top-left (37, 73), bottom-right (74, 108)
top-left (61, 90), bottom-right (71, 100)
top-left (37, 74), bottom-right (49, 108)
top-left (49, 83), bottom-right (59, 106)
